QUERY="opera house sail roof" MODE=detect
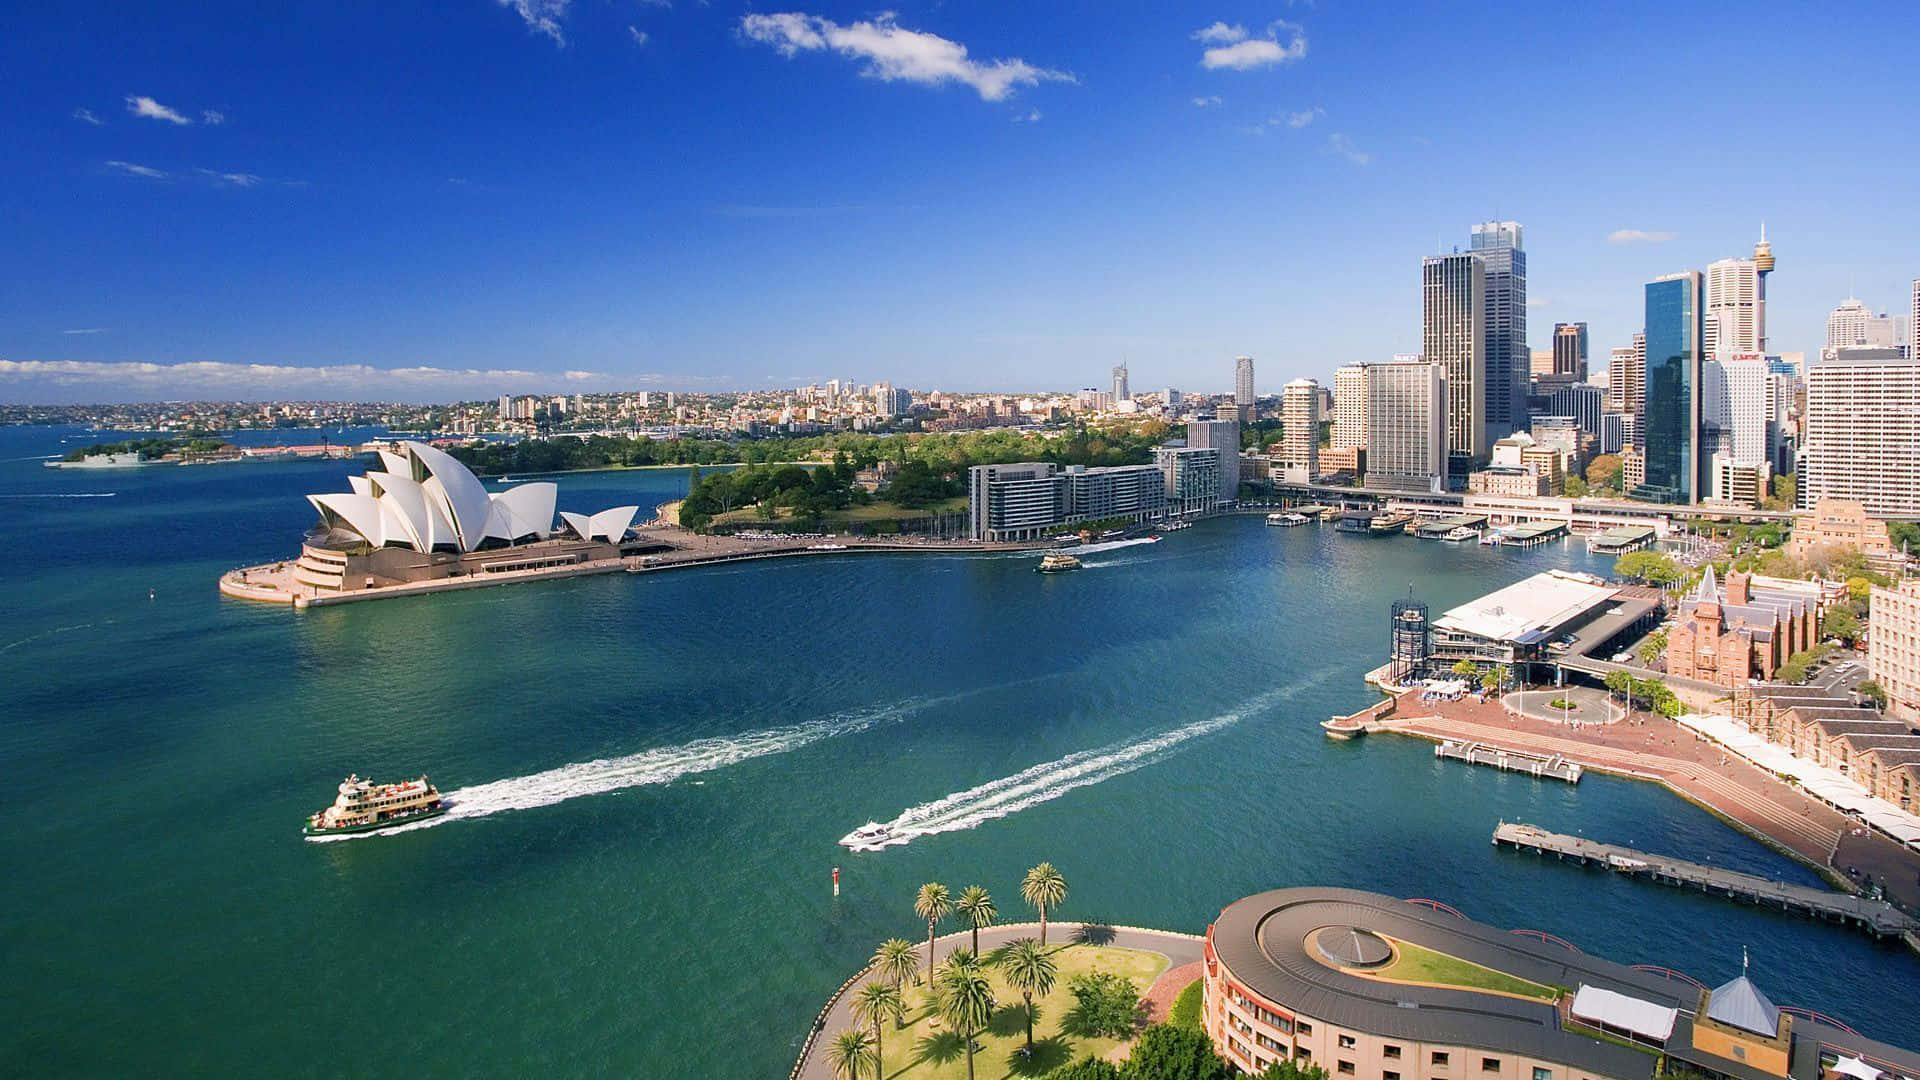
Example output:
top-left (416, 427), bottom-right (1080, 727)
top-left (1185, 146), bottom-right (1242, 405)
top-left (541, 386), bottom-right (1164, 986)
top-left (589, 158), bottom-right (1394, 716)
top-left (306, 442), bottom-right (638, 554)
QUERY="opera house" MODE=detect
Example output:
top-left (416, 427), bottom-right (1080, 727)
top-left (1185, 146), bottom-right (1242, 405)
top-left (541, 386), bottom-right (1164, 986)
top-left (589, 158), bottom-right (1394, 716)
top-left (224, 441), bottom-right (646, 605)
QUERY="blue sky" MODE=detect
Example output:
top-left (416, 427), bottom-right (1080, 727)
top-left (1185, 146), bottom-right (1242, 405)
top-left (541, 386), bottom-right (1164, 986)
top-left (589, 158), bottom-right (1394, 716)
top-left (4, 1), bottom-right (1918, 403)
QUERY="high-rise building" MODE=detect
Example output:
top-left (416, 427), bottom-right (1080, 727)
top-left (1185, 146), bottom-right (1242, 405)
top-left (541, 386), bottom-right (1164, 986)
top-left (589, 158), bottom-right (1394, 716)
top-left (1546, 384), bottom-right (1603, 439)
top-left (1911, 279), bottom-right (1920, 361)
top-left (1700, 357), bottom-right (1774, 501)
top-left (1422, 251), bottom-right (1487, 470)
top-left (1186, 418), bottom-right (1241, 502)
top-left (1605, 346), bottom-right (1634, 412)
top-left (1705, 257), bottom-right (1761, 358)
top-left (966, 462), bottom-right (1167, 541)
top-left (1800, 353), bottom-right (1920, 516)
top-left (1752, 224), bottom-right (1775, 351)
top-left (1156, 447), bottom-right (1222, 515)
top-left (1331, 365), bottom-right (1369, 451)
top-left (1363, 360), bottom-right (1447, 494)
top-left (1551, 322), bottom-right (1589, 381)
top-left (1233, 356), bottom-right (1255, 424)
top-left (1826, 297), bottom-right (1895, 357)
top-left (1163, 387), bottom-right (1182, 409)
top-left (1530, 349), bottom-right (1555, 378)
top-left (1470, 220), bottom-right (1527, 441)
top-left (1279, 379), bottom-right (1321, 483)
top-left (1638, 271), bottom-right (1705, 503)
top-left (497, 394), bottom-right (512, 418)
top-left (1111, 363), bottom-right (1130, 403)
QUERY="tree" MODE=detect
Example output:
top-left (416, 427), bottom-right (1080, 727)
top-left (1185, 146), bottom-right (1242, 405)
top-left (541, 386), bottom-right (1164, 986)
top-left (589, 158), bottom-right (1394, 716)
top-left (955, 885), bottom-right (997, 956)
top-left (1022, 863), bottom-right (1069, 946)
top-left (1121, 1022), bottom-right (1234, 1080)
top-left (1259, 1060), bottom-right (1332, 1080)
top-left (872, 938), bottom-right (920, 991)
top-left (1066, 971), bottom-right (1139, 1039)
top-left (850, 982), bottom-right (904, 1080)
top-left (825, 1029), bottom-right (876, 1080)
top-left (1858, 680), bottom-right (1888, 709)
top-left (1638, 629), bottom-right (1669, 666)
top-left (1041, 1058), bottom-right (1123, 1080)
top-left (1586, 454), bottom-right (1623, 491)
top-left (1605, 669), bottom-right (1634, 709)
top-left (1481, 664), bottom-right (1508, 695)
top-left (1615, 550), bottom-right (1681, 585)
top-left (915, 883), bottom-right (953, 978)
top-left (938, 964), bottom-right (997, 1080)
top-left (1823, 607), bottom-right (1862, 646)
top-left (1563, 475), bottom-right (1589, 498)
top-left (995, 937), bottom-right (1059, 1053)
top-left (1451, 658), bottom-right (1480, 680)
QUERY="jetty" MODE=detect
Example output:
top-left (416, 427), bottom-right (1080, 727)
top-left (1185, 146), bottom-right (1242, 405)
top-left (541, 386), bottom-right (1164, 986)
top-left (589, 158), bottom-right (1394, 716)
top-left (1492, 822), bottom-right (1919, 940)
top-left (1437, 740), bottom-right (1582, 782)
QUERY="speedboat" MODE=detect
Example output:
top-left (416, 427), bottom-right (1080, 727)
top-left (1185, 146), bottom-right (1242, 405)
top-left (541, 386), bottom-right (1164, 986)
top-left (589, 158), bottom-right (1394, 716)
top-left (840, 822), bottom-right (905, 851)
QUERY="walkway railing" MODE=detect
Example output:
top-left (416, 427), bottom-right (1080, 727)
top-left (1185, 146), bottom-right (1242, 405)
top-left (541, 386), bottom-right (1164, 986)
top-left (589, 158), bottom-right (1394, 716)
top-left (1404, 897), bottom-right (1466, 918)
top-left (1778, 1005), bottom-right (1859, 1037)
top-left (1510, 928), bottom-right (1582, 952)
top-left (1630, 964), bottom-right (1706, 990)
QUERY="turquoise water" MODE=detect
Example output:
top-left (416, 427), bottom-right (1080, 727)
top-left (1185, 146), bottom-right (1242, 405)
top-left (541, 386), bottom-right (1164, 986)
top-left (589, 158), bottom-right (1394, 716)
top-left (3, 424), bottom-right (1916, 1076)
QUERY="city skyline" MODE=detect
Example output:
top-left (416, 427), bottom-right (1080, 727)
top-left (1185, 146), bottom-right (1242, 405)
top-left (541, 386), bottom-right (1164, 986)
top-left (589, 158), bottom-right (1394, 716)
top-left (4, 3), bottom-right (1919, 403)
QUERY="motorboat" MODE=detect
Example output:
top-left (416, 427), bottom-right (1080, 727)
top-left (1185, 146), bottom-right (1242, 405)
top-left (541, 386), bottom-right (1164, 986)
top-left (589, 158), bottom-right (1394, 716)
top-left (1266, 512), bottom-right (1309, 527)
top-left (1440, 526), bottom-right (1479, 542)
top-left (840, 821), bottom-right (905, 851)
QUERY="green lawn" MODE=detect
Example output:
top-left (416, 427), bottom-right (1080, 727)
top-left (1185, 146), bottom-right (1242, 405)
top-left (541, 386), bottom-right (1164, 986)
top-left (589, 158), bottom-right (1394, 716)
top-left (1166, 979), bottom-right (1203, 1030)
top-left (1366, 938), bottom-right (1559, 1002)
top-left (865, 943), bottom-right (1169, 1080)
top-left (710, 496), bottom-right (967, 530)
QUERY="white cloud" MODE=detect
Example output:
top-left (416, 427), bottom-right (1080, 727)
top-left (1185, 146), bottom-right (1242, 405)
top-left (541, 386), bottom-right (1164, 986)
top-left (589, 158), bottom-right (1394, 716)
top-left (1326, 132), bottom-right (1370, 165)
top-left (1527, 297), bottom-right (1550, 309)
top-left (74, 107), bottom-right (104, 126)
top-left (62, 328), bottom-right (110, 335)
top-left (739, 12), bottom-right (1075, 102)
top-left (0, 359), bottom-right (713, 404)
top-left (197, 169), bottom-right (262, 188)
top-left (1607, 229), bottom-right (1675, 246)
top-left (1190, 21), bottom-right (1247, 45)
top-left (1282, 105), bottom-right (1324, 128)
top-left (1201, 20), bottom-right (1307, 70)
top-left (497, 0), bottom-right (570, 46)
top-left (1013, 108), bottom-right (1042, 123)
top-left (201, 109), bottom-right (226, 125)
top-left (628, 25), bottom-right (649, 45)
top-left (1192, 95), bottom-right (1222, 107)
top-left (125, 95), bottom-right (192, 125)
top-left (105, 160), bottom-right (168, 179)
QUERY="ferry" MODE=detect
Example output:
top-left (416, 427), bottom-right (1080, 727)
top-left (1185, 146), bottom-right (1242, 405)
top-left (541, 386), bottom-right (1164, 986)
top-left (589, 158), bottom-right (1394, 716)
top-left (304, 775), bottom-right (445, 837)
top-left (1440, 526), bottom-right (1479, 542)
top-left (1266, 512), bottom-right (1310, 527)
top-left (1036, 551), bottom-right (1084, 574)
top-left (1160, 520), bottom-right (1193, 532)
top-left (1368, 513), bottom-right (1414, 536)
top-left (840, 821), bottom-right (907, 852)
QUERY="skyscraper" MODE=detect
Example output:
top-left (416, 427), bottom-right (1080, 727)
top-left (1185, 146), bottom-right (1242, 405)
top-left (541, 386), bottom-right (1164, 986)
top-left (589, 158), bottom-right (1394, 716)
top-left (1705, 257), bottom-right (1760, 358)
top-left (1801, 353), bottom-right (1920, 516)
top-left (1910, 279), bottom-right (1920, 361)
top-left (1331, 365), bottom-right (1369, 451)
top-left (1700, 356), bottom-right (1774, 501)
top-left (1234, 356), bottom-right (1255, 424)
top-left (1826, 297), bottom-right (1895, 357)
top-left (1551, 322), bottom-right (1588, 381)
top-left (1470, 221), bottom-right (1527, 441)
top-left (1280, 378), bottom-right (1321, 483)
top-left (1638, 271), bottom-right (1705, 503)
top-left (1422, 251), bottom-right (1487, 471)
top-left (1111, 363), bottom-right (1130, 403)
top-left (1606, 346), bottom-right (1634, 412)
top-left (1364, 360), bottom-right (1447, 494)
top-left (1186, 417), bottom-right (1240, 502)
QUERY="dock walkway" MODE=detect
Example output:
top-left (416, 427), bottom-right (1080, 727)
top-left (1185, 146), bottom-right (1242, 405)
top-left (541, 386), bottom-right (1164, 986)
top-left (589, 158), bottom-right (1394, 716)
top-left (1438, 740), bottom-right (1582, 782)
top-left (1493, 822), bottom-right (1917, 938)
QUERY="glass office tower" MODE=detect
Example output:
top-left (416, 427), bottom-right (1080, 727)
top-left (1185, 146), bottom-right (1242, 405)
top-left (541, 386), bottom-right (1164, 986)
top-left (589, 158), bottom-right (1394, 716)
top-left (1637, 271), bottom-right (1704, 503)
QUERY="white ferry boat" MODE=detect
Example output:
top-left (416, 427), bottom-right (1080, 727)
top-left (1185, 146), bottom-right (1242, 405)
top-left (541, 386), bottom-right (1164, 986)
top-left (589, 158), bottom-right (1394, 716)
top-left (304, 775), bottom-right (445, 837)
top-left (1441, 526), bottom-right (1479, 542)
top-left (1036, 551), bottom-right (1084, 573)
top-left (840, 822), bottom-right (906, 851)
top-left (1266, 512), bottom-right (1309, 527)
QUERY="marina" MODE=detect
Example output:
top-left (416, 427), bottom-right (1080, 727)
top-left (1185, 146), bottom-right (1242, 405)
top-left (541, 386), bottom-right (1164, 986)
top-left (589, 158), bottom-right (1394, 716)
top-left (1492, 822), bottom-right (1920, 942)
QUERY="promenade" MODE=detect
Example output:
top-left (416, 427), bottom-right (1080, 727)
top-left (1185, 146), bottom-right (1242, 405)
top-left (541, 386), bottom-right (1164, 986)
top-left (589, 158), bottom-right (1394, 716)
top-left (791, 923), bottom-right (1204, 1080)
top-left (1368, 689), bottom-right (1920, 912)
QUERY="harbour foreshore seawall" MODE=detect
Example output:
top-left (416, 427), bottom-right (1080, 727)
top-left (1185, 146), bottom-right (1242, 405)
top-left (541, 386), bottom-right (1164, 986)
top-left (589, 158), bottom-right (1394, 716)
top-left (218, 524), bottom-right (1048, 608)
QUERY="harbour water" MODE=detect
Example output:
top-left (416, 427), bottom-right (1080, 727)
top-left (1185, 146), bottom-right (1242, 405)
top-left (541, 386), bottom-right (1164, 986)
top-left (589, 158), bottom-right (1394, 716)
top-left (3, 424), bottom-right (1916, 1076)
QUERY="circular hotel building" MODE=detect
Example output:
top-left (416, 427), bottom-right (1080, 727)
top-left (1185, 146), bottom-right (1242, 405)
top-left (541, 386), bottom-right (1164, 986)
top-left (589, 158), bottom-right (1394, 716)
top-left (1202, 888), bottom-right (1918, 1080)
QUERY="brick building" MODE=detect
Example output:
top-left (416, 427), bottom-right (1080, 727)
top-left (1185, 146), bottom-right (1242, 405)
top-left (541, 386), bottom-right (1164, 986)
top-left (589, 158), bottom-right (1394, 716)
top-left (1666, 567), bottom-right (1817, 688)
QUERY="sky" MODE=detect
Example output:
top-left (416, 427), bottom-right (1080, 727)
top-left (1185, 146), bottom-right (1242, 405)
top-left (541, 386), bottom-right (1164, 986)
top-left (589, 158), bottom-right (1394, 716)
top-left (4, 0), bottom-right (1919, 404)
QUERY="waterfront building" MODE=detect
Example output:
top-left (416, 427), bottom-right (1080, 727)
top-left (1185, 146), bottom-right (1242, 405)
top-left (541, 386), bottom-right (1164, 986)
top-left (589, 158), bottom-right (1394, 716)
top-left (1278, 379), bottom-right (1321, 483)
top-left (1551, 322), bottom-right (1588, 381)
top-left (1637, 271), bottom-right (1705, 503)
top-left (1870, 578), bottom-right (1920, 726)
top-left (1319, 445), bottom-right (1363, 479)
top-left (1332, 365), bottom-right (1368, 451)
top-left (1788, 498), bottom-right (1897, 567)
top-left (1111, 363), bottom-right (1131, 404)
top-left (1188, 418), bottom-right (1242, 501)
top-left (1826, 297), bottom-right (1895, 359)
top-left (1429, 569), bottom-right (1647, 669)
top-left (1423, 251), bottom-right (1488, 471)
top-left (1235, 356), bottom-right (1256, 424)
top-left (1800, 352), bottom-right (1920, 516)
top-left (965, 461), bottom-right (1166, 541)
top-left (1363, 360), bottom-right (1447, 494)
top-left (1203, 887), bottom-right (1914, 1080)
top-left (1666, 567), bottom-right (1816, 689)
top-left (1705, 256), bottom-right (1762, 358)
top-left (1467, 465), bottom-right (1550, 497)
top-left (1156, 447), bottom-right (1223, 515)
top-left (1471, 221), bottom-right (1528, 442)
top-left (1729, 686), bottom-right (1920, 809)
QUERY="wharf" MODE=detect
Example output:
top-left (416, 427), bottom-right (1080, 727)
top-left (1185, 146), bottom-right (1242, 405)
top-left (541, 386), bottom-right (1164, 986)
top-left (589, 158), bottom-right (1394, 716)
top-left (1492, 822), bottom-right (1919, 939)
top-left (1587, 525), bottom-right (1658, 554)
top-left (1412, 514), bottom-right (1489, 539)
top-left (1489, 521), bottom-right (1567, 547)
top-left (1437, 740), bottom-right (1582, 782)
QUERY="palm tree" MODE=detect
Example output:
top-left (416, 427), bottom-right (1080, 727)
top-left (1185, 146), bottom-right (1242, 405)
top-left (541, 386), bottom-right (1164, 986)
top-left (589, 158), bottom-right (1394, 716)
top-left (872, 937), bottom-right (920, 991)
top-left (825, 1028), bottom-right (876, 1080)
top-left (1021, 863), bottom-right (1068, 946)
top-left (850, 982), bottom-right (904, 1080)
top-left (954, 885), bottom-right (997, 956)
top-left (938, 964), bottom-right (997, 1080)
top-left (914, 882), bottom-right (953, 977)
top-left (995, 937), bottom-right (1058, 1052)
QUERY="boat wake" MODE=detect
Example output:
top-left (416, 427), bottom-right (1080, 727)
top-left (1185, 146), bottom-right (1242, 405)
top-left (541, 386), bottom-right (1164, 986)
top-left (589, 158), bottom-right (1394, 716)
top-left (304, 692), bottom-right (977, 843)
top-left (847, 678), bottom-right (1325, 850)
top-left (1070, 537), bottom-right (1160, 556)
top-left (0, 492), bottom-right (118, 498)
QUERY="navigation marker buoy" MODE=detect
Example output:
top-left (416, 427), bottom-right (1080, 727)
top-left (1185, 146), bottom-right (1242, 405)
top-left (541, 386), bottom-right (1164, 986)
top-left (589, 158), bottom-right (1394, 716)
top-left (832, 866), bottom-right (840, 897)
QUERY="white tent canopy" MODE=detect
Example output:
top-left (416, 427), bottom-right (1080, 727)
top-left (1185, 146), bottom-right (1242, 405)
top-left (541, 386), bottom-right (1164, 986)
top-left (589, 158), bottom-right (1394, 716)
top-left (1570, 984), bottom-right (1677, 1042)
top-left (1830, 1056), bottom-right (1884, 1080)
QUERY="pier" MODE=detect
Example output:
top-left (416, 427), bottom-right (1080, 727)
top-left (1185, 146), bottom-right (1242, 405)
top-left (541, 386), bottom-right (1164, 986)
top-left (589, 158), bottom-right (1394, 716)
top-left (1437, 740), bottom-right (1583, 782)
top-left (1492, 822), bottom-right (1919, 939)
